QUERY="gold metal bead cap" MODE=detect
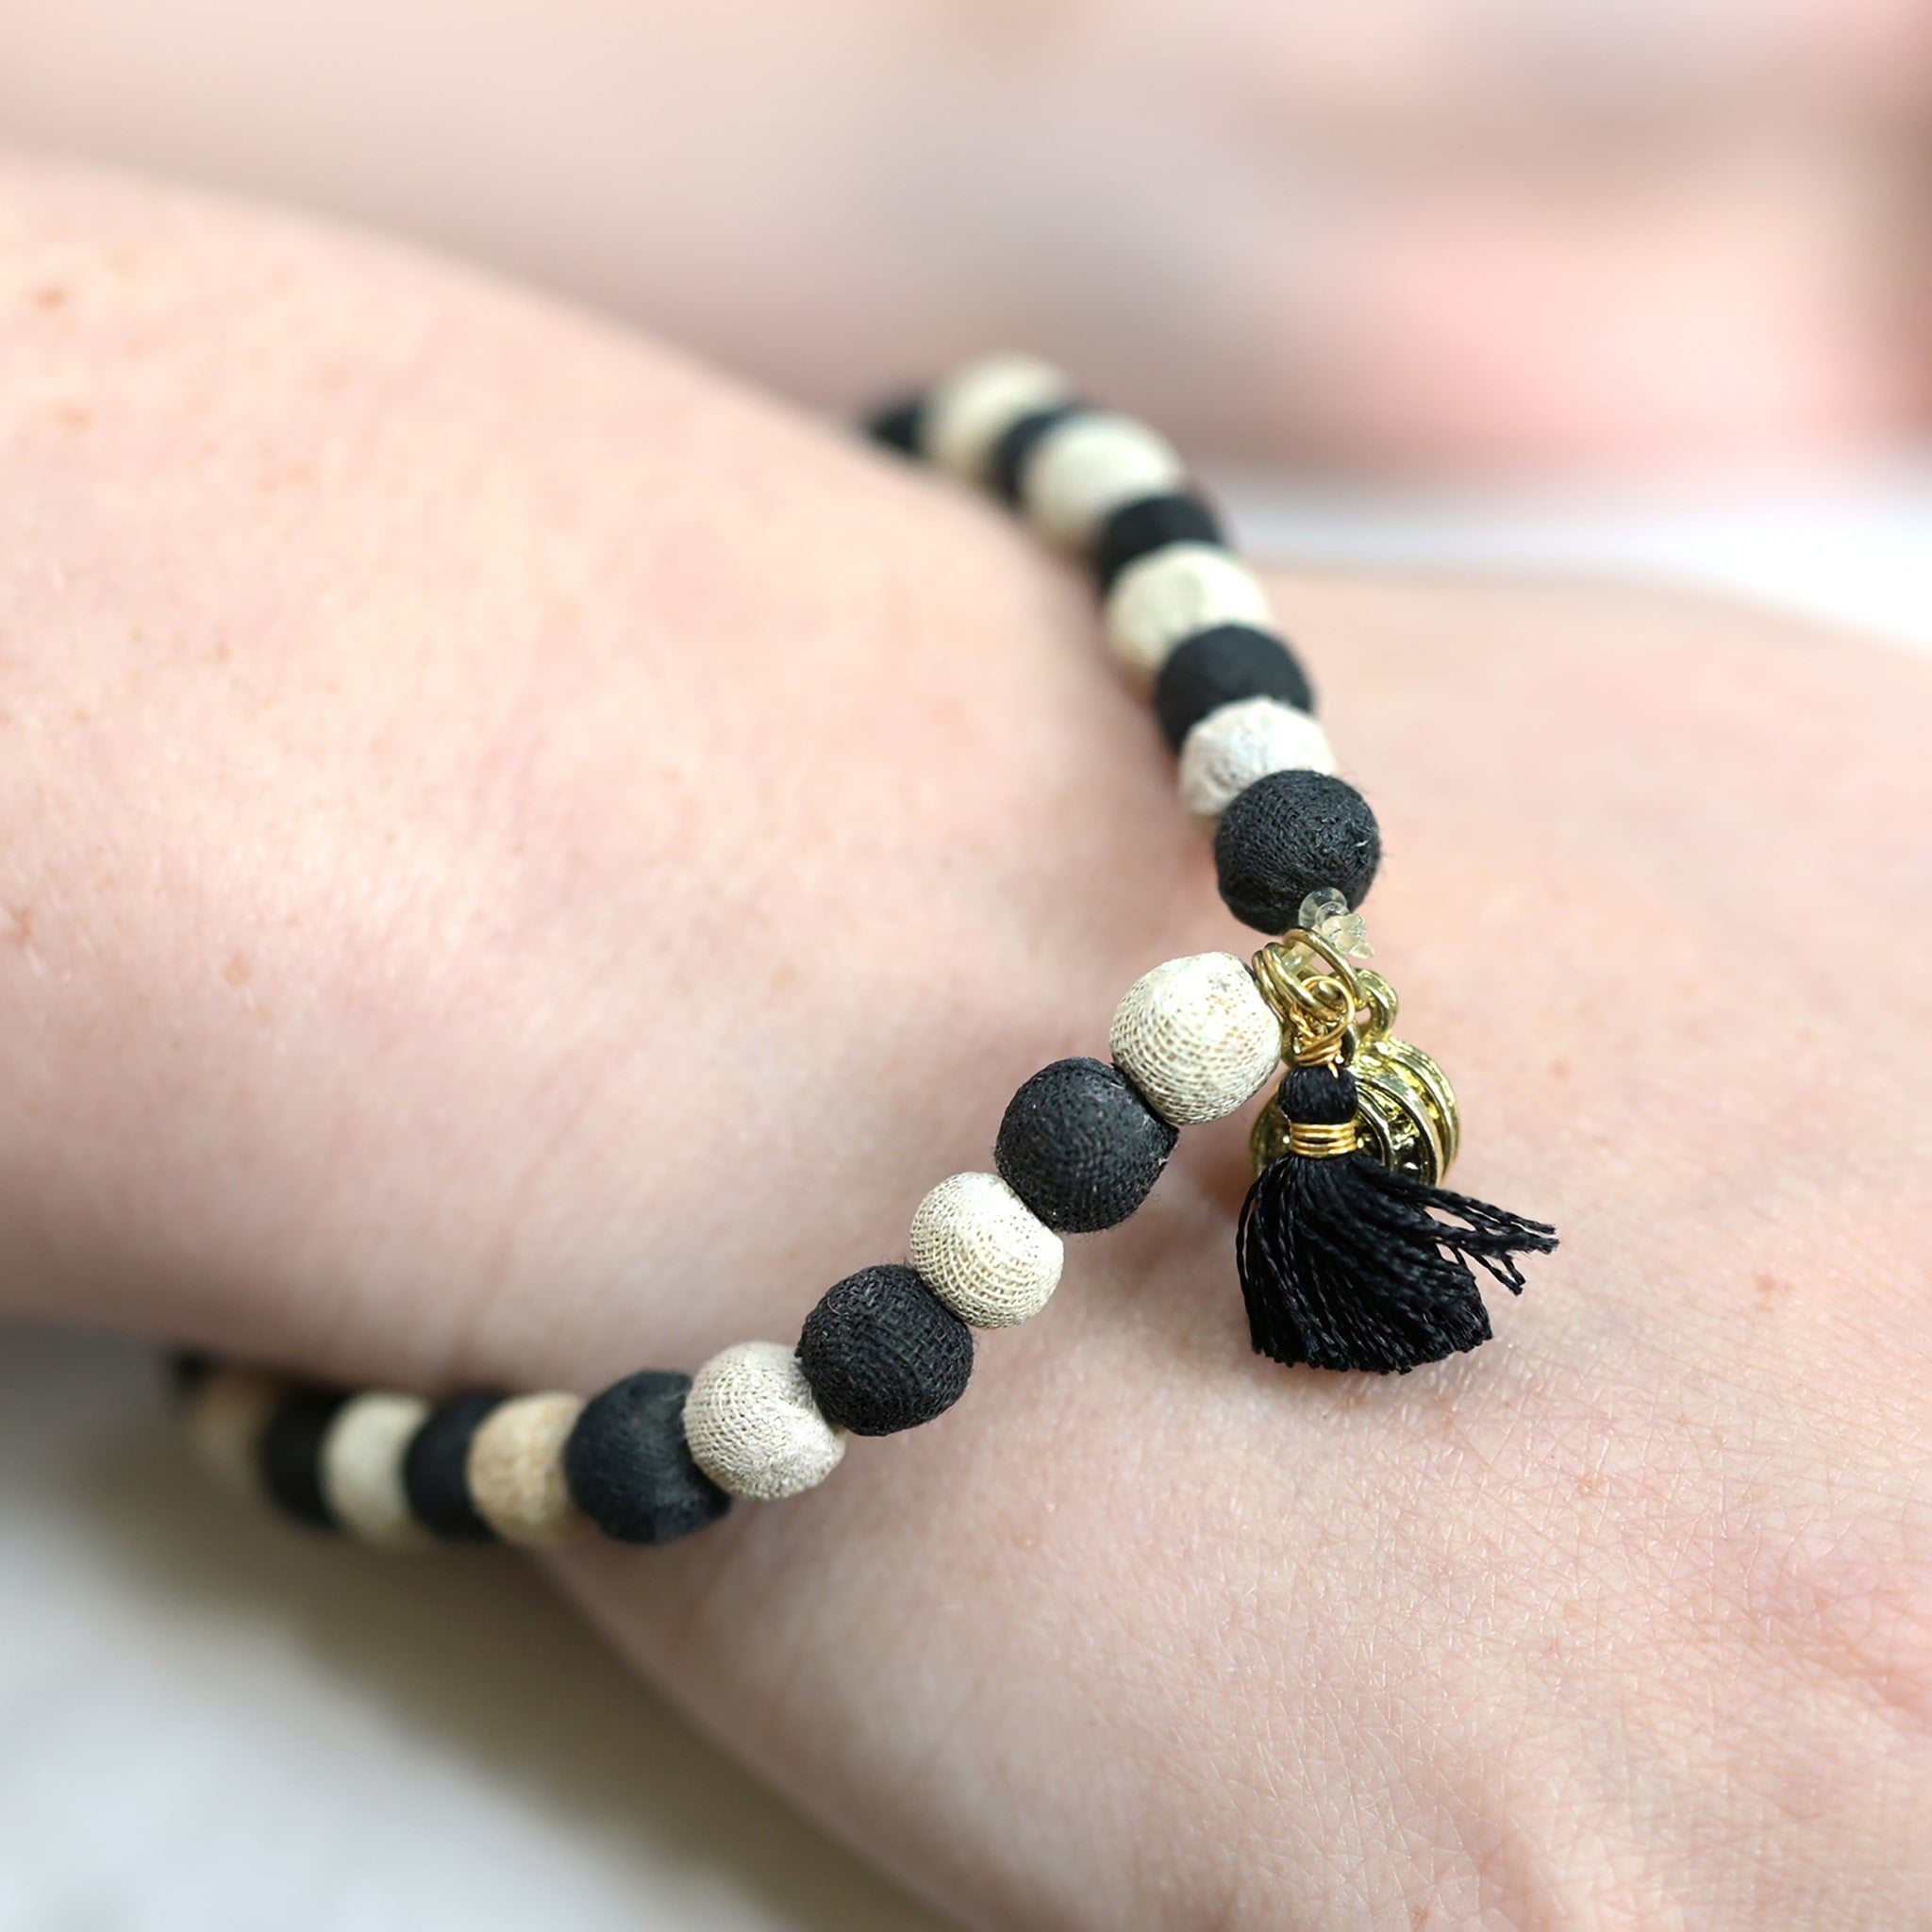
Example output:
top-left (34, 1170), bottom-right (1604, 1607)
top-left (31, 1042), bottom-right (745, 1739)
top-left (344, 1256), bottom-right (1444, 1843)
top-left (1245, 892), bottom-right (1461, 1188)
top-left (1248, 1034), bottom-right (1460, 1186)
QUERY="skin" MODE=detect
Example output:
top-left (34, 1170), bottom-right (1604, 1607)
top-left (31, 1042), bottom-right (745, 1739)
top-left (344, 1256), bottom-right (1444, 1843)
top-left (2, 159), bottom-right (1929, 1927)
top-left (1, 0), bottom-right (1929, 465)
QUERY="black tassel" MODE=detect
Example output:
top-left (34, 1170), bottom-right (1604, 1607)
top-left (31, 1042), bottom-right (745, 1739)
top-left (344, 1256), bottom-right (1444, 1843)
top-left (1236, 1064), bottom-right (1558, 1374)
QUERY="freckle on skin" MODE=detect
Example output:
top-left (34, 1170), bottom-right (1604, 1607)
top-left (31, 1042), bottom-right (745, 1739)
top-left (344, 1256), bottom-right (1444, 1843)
top-left (31, 284), bottom-right (68, 310)
top-left (7, 904), bottom-right (33, 950)
top-left (224, 952), bottom-right (251, 988)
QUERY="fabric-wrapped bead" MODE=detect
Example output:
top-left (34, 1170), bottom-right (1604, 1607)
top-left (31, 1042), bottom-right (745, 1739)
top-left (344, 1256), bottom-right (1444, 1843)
top-left (466, 1391), bottom-right (591, 1547)
top-left (184, 1366), bottom-right (290, 1501)
top-left (564, 1371), bottom-right (731, 1546)
top-left (258, 1390), bottom-right (351, 1531)
top-left (403, 1390), bottom-right (507, 1542)
top-left (1178, 696), bottom-right (1338, 822)
top-left (991, 401), bottom-right (1086, 503)
top-left (1092, 492), bottom-right (1224, 594)
top-left (1109, 953), bottom-right (1282, 1127)
top-left (909, 1172), bottom-right (1063, 1328)
top-left (321, 1391), bottom-right (434, 1550)
top-left (994, 1056), bottom-right (1178, 1234)
top-left (863, 392), bottom-right (924, 457)
top-left (921, 354), bottom-right (1072, 483)
top-left (1020, 412), bottom-right (1188, 551)
top-left (1154, 625), bottom-right (1316, 751)
top-left (1214, 768), bottom-right (1381, 932)
top-left (1104, 544), bottom-right (1274, 678)
top-left (167, 1351), bottom-right (212, 1401)
top-left (797, 1265), bottom-right (974, 1437)
top-left (684, 1341), bottom-right (847, 1502)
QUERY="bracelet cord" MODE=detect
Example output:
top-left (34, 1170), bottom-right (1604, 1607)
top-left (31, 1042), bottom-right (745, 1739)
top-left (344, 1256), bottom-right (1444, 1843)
top-left (168, 353), bottom-right (1565, 1559)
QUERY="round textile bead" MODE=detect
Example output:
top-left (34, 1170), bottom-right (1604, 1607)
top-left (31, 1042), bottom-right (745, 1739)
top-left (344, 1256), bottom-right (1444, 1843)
top-left (1092, 492), bottom-right (1224, 594)
top-left (1109, 953), bottom-right (1282, 1127)
top-left (921, 354), bottom-right (1072, 483)
top-left (991, 401), bottom-right (1086, 504)
top-left (563, 1371), bottom-right (731, 1546)
top-left (167, 1351), bottom-right (213, 1401)
top-left (185, 1367), bottom-right (289, 1500)
top-left (1178, 696), bottom-right (1337, 822)
top-left (684, 1341), bottom-right (846, 1502)
top-left (258, 1390), bottom-right (351, 1531)
top-left (994, 1056), bottom-right (1178, 1234)
top-left (321, 1391), bottom-right (434, 1550)
top-left (864, 392), bottom-right (924, 457)
top-left (909, 1172), bottom-right (1063, 1328)
top-left (403, 1390), bottom-right (507, 1542)
top-left (1153, 625), bottom-right (1316, 752)
top-left (1214, 768), bottom-right (1381, 932)
top-left (1104, 543), bottom-right (1274, 678)
top-left (1020, 412), bottom-right (1187, 551)
top-left (797, 1265), bottom-right (974, 1437)
top-left (467, 1391), bottom-right (591, 1548)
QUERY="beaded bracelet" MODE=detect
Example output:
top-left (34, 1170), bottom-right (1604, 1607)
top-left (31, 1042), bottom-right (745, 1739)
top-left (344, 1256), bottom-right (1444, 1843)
top-left (170, 355), bottom-right (1557, 1553)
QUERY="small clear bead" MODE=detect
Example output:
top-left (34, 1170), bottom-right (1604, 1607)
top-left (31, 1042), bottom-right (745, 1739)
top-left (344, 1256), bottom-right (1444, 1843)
top-left (1296, 887), bottom-right (1374, 960)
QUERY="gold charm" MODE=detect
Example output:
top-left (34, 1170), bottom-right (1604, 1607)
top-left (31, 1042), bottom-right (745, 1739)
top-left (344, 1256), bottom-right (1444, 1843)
top-left (1246, 892), bottom-right (1460, 1188)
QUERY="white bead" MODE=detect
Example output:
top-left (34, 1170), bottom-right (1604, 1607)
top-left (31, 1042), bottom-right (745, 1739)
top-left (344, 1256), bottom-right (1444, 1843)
top-left (185, 1367), bottom-right (288, 1500)
top-left (684, 1341), bottom-right (846, 1502)
top-left (909, 1173), bottom-right (1064, 1328)
top-left (467, 1391), bottom-right (591, 1547)
top-left (1177, 696), bottom-right (1338, 822)
top-left (920, 353), bottom-right (1072, 484)
top-left (1020, 412), bottom-right (1187, 551)
top-left (320, 1391), bottom-right (433, 1550)
top-left (1104, 544), bottom-right (1274, 677)
top-left (1110, 953), bottom-right (1282, 1126)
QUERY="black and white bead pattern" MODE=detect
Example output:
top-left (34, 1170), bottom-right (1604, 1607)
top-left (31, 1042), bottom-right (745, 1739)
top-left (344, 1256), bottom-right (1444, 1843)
top-left (168, 917), bottom-right (1266, 1542)
top-left (868, 351), bottom-right (1373, 935)
top-left (1019, 411), bottom-right (1188, 550)
top-left (174, 355), bottom-right (1394, 1551)
top-left (1177, 696), bottom-right (1335, 822)
top-left (321, 1391), bottom-right (433, 1548)
top-left (919, 353), bottom-right (1072, 484)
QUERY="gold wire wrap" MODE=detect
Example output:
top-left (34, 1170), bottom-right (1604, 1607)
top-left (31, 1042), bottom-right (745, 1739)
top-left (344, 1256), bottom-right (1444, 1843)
top-left (1246, 923), bottom-right (1460, 1185)
top-left (1250, 933), bottom-right (1357, 1068)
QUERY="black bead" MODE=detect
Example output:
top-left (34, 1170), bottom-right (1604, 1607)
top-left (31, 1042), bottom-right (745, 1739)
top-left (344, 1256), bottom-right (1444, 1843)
top-left (990, 401), bottom-right (1089, 503)
top-left (797, 1265), bottom-right (974, 1437)
top-left (1092, 492), bottom-right (1224, 593)
top-left (994, 1057), bottom-right (1178, 1234)
top-left (563, 1371), bottom-right (731, 1545)
top-left (402, 1390), bottom-right (508, 1542)
top-left (863, 391), bottom-right (925, 458)
top-left (257, 1389), bottom-right (349, 1531)
top-left (1153, 625), bottom-right (1317, 752)
top-left (1214, 769), bottom-right (1381, 933)
top-left (165, 1350), bottom-right (212, 1402)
